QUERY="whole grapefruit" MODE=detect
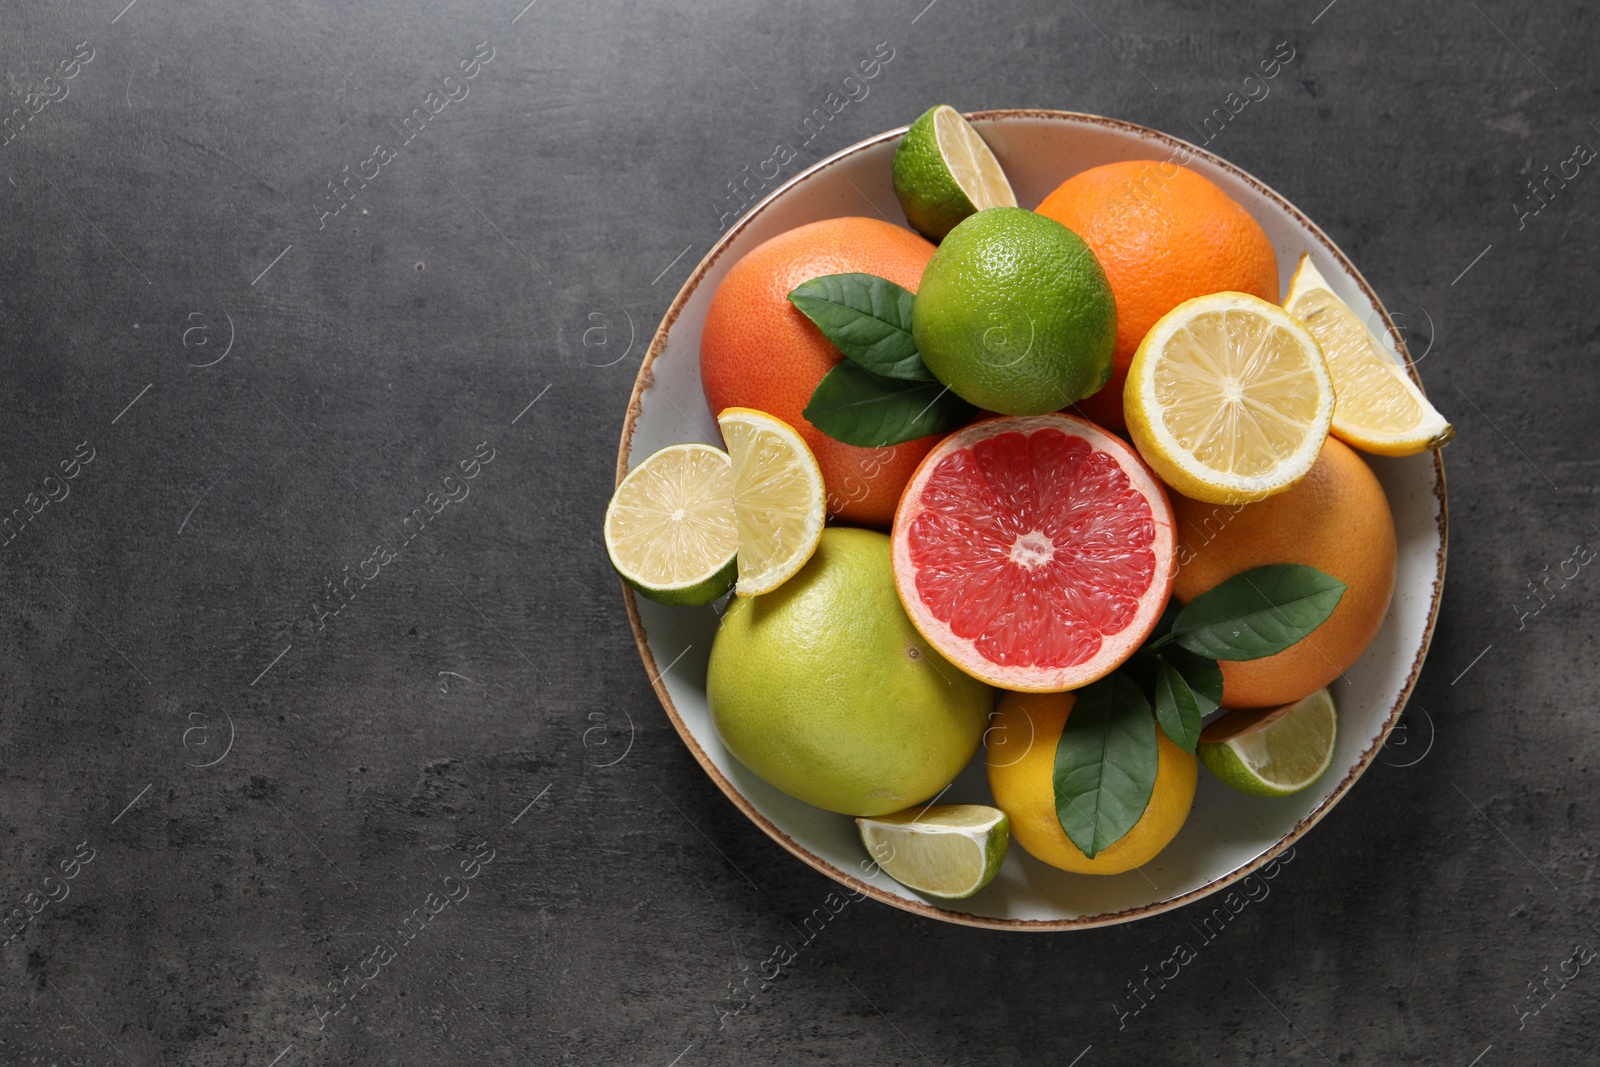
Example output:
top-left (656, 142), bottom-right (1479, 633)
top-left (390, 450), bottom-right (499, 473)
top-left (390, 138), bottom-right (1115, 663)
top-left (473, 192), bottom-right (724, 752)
top-left (1171, 436), bottom-right (1396, 708)
top-left (700, 217), bottom-right (940, 528)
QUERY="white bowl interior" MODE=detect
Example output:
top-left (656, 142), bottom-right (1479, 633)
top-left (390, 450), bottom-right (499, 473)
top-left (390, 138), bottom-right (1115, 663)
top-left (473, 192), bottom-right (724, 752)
top-left (625, 113), bottom-right (1444, 928)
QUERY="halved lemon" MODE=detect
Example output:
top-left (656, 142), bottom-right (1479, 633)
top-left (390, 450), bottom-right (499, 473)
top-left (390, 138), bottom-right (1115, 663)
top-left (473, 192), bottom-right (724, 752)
top-left (1198, 688), bottom-right (1338, 797)
top-left (1285, 254), bottom-right (1454, 456)
top-left (892, 104), bottom-right (1017, 241)
top-left (716, 408), bottom-right (826, 596)
top-left (605, 443), bottom-right (737, 605)
top-left (856, 804), bottom-right (1009, 899)
top-left (1125, 291), bottom-right (1335, 504)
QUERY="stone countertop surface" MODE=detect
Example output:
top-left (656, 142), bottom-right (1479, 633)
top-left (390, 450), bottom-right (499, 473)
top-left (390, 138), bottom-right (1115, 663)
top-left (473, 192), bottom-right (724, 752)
top-left (0, 0), bottom-right (1594, 1063)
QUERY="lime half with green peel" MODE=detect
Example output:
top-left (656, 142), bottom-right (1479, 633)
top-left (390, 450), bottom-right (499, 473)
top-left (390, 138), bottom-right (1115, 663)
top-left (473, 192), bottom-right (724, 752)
top-left (1199, 688), bottom-right (1338, 797)
top-left (605, 442), bottom-right (738, 606)
top-left (893, 105), bottom-right (1017, 241)
top-left (857, 804), bottom-right (1009, 899)
top-left (912, 207), bottom-right (1117, 415)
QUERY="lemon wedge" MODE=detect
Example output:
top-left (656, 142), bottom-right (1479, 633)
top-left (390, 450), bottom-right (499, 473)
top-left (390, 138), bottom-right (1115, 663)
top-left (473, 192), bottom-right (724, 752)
top-left (1284, 254), bottom-right (1454, 456)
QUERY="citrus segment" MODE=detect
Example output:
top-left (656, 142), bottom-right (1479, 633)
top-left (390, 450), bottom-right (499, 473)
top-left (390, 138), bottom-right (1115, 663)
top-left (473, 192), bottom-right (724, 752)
top-left (605, 443), bottom-right (738, 605)
top-left (1284, 254), bottom-right (1454, 456)
top-left (717, 408), bottom-right (826, 597)
top-left (933, 107), bottom-right (1014, 212)
top-left (892, 414), bottom-right (1175, 692)
top-left (856, 804), bottom-right (1009, 899)
top-left (1199, 687), bottom-right (1338, 796)
top-left (1125, 291), bottom-right (1334, 504)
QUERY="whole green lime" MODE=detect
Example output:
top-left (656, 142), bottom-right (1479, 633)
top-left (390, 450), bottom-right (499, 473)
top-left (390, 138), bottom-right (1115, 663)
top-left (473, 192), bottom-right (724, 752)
top-left (707, 527), bottom-right (993, 816)
top-left (911, 207), bottom-right (1117, 415)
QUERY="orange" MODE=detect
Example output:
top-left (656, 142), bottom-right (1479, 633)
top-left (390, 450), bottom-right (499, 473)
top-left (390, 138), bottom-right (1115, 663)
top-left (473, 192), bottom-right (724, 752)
top-left (986, 690), bottom-right (1196, 875)
top-left (1170, 437), bottom-right (1396, 708)
top-left (700, 217), bottom-right (940, 528)
top-left (1035, 161), bottom-right (1279, 431)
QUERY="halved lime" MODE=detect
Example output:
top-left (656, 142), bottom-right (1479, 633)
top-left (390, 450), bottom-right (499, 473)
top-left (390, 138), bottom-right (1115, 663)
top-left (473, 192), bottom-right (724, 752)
top-left (892, 104), bottom-right (1016, 241)
top-left (856, 803), bottom-right (1009, 899)
top-left (605, 443), bottom-right (737, 605)
top-left (1199, 688), bottom-right (1338, 797)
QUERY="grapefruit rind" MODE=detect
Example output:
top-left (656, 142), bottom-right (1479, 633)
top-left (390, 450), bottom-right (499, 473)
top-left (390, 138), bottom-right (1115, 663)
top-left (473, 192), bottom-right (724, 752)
top-left (891, 413), bottom-right (1176, 693)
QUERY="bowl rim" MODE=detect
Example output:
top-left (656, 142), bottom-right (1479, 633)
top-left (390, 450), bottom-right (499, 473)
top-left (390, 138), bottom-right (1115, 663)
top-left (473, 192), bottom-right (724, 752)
top-left (615, 108), bottom-right (1449, 931)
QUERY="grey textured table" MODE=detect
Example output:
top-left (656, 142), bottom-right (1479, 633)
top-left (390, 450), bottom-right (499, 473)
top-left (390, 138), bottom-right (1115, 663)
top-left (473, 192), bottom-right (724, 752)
top-left (1, 1), bottom-right (1593, 1064)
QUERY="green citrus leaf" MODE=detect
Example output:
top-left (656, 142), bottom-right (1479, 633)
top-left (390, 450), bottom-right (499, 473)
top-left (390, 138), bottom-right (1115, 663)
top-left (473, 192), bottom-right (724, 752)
top-left (1159, 646), bottom-right (1223, 712)
top-left (1119, 648), bottom-right (1161, 703)
top-left (1154, 662), bottom-right (1203, 754)
top-left (1171, 564), bottom-right (1347, 661)
top-left (788, 273), bottom-right (932, 380)
top-left (1150, 597), bottom-right (1181, 640)
top-left (802, 362), bottom-right (975, 448)
top-left (1052, 673), bottom-right (1158, 859)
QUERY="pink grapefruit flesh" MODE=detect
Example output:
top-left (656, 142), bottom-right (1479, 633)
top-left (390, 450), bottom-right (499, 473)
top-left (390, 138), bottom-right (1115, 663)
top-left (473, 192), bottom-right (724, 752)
top-left (891, 414), bottom-right (1176, 692)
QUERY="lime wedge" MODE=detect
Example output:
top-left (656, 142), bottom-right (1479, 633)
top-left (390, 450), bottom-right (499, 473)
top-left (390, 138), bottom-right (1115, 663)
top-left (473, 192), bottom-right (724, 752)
top-left (1198, 688), bottom-right (1338, 797)
top-left (716, 408), bottom-right (826, 597)
top-left (856, 804), bottom-right (1009, 899)
top-left (892, 104), bottom-right (1016, 241)
top-left (605, 443), bottom-right (737, 605)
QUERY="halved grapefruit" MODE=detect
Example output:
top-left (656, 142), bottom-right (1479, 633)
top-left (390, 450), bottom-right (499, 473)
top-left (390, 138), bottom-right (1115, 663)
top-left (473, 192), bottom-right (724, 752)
top-left (891, 413), bottom-right (1176, 692)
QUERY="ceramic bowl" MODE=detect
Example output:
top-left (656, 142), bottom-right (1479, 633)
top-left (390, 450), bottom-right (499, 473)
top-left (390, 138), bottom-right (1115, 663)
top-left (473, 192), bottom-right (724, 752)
top-left (616, 110), bottom-right (1446, 929)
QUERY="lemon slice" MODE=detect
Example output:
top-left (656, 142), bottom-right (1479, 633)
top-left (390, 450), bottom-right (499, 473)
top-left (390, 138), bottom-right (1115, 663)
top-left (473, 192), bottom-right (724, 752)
top-left (1284, 254), bottom-right (1454, 456)
top-left (605, 443), bottom-right (737, 605)
top-left (1198, 688), bottom-right (1338, 797)
top-left (716, 408), bottom-right (826, 596)
top-left (1125, 291), bottom-right (1335, 504)
top-left (857, 804), bottom-right (1009, 899)
top-left (892, 104), bottom-right (1017, 241)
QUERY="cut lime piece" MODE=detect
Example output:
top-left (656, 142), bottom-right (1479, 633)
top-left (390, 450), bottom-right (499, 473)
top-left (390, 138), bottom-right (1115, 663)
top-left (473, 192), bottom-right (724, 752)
top-left (1198, 688), bottom-right (1338, 797)
top-left (856, 803), bottom-right (1009, 899)
top-left (605, 442), bottom-right (737, 606)
top-left (892, 104), bottom-right (1016, 241)
top-left (1284, 254), bottom-right (1454, 456)
top-left (717, 408), bottom-right (826, 597)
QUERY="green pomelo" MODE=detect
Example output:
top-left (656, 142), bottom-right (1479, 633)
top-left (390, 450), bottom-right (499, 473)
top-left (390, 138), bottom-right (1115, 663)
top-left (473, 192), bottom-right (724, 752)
top-left (707, 527), bottom-right (993, 816)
